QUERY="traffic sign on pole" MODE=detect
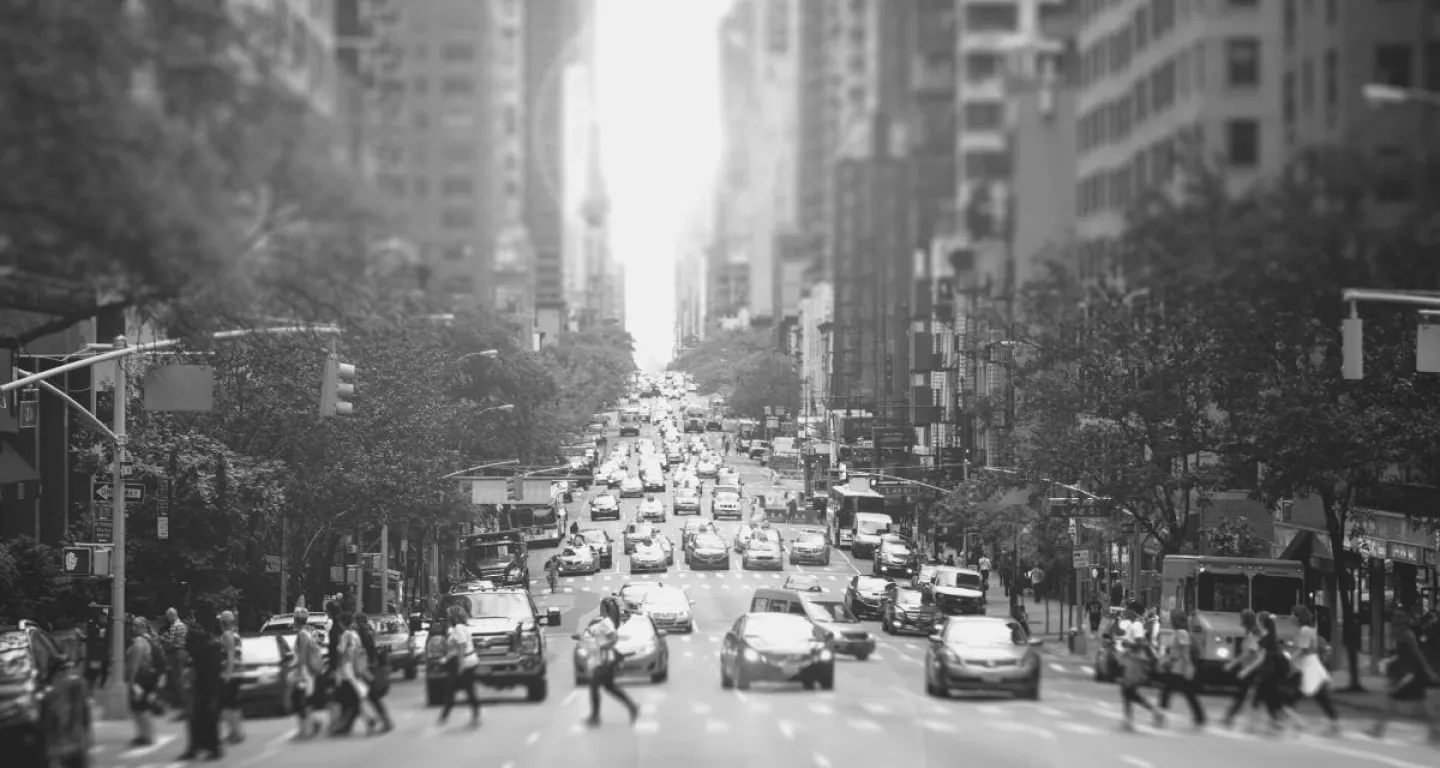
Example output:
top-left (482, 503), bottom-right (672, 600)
top-left (92, 482), bottom-right (145, 502)
top-left (1072, 549), bottom-right (1092, 568)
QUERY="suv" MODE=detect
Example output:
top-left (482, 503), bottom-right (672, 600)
top-left (371, 613), bottom-right (419, 679)
top-left (623, 521), bottom-right (660, 555)
top-left (0, 623), bottom-right (88, 767)
top-left (424, 588), bottom-right (560, 705)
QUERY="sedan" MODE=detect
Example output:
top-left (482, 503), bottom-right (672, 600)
top-left (720, 613), bottom-right (834, 691)
top-left (882, 587), bottom-right (944, 636)
top-left (673, 487), bottom-right (701, 515)
top-left (642, 472), bottom-right (666, 492)
top-left (872, 539), bottom-right (917, 578)
top-left (788, 530), bottom-right (831, 566)
top-left (636, 497), bottom-right (667, 523)
top-left (741, 538), bottom-right (783, 571)
top-left (801, 599), bottom-right (877, 660)
top-left (557, 544), bottom-right (597, 576)
top-left (844, 575), bottom-right (894, 620)
top-left (618, 580), bottom-right (666, 612)
top-left (576, 529), bottom-right (614, 569)
top-left (622, 522), bottom-right (660, 555)
top-left (619, 424), bottom-right (641, 437)
top-left (630, 540), bottom-right (668, 574)
top-left (685, 532), bottom-right (731, 570)
top-left (574, 614), bottom-right (669, 685)
top-left (620, 476), bottom-right (645, 498)
top-left (639, 586), bottom-right (694, 634)
top-left (696, 459), bottom-right (718, 477)
top-left (590, 493), bottom-right (621, 521)
top-left (782, 574), bottom-right (823, 593)
top-left (925, 617), bottom-right (1042, 700)
top-left (232, 634), bottom-right (293, 715)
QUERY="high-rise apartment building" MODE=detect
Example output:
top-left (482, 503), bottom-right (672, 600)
top-left (711, 0), bottom-right (758, 331)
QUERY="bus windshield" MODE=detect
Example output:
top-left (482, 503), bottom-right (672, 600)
top-left (1195, 572), bottom-right (1303, 615)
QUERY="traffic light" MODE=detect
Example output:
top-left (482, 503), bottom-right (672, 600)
top-left (319, 355), bottom-right (357, 417)
top-left (1341, 317), bottom-right (1363, 380)
top-left (507, 475), bottom-right (522, 501)
top-left (62, 547), bottom-right (92, 576)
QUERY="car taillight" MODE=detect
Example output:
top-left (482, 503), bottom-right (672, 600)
top-left (519, 633), bottom-right (540, 654)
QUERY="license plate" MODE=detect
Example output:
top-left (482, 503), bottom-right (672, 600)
top-left (780, 664), bottom-right (800, 676)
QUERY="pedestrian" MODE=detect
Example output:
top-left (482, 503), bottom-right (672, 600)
top-left (578, 596), bottom-right (638, 727)
top-left (978, 555), bottom-right (991, 590)
top-left (335, 612), bottom-right (381, 735)
top-left (1253, 611), bottom-right (1296, 732)
top-left (323, 599), bottom-right (358, 735)
top-left (1156, 610), bottom-right (1206, 730)
top-left (215, 611), bottom-right (245, 745)
top-left (1010, 602), bottom-right (1031, 638)
top-left (1222, 609), bottom-right (1268, 729)
top-left (179, 603), bottom-right (224, 761)
top-left (287, 608), bottom-right (323, 739)
top-left (159, 608), bottom-right (189, 719)
top-left (1369, 608), bottom-right (1440, 744)
top-left (437, 605), bottom-right (481, 728)
top-left (1028, 567), bottom-right (1045, 604)
top-left (1116, 603), bottom-right (1162, 732)
top-left (1289, 604), bottom-right (1340, 736)
top-left (1085, 595), bottom-right (1104, 638)
top-left (355, 613), bottom-right (394, 734)
top-left (124, 617), bottom-right (159, 747)
top-left (83, 612), bottom-right (110, 696)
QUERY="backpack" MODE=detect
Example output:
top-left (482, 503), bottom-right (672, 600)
top-left (147, 635), bottom-right (168, 677)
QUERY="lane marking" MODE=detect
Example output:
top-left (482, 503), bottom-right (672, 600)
top-left (266, 730), bottom-right (297, 747)
top-left (921, 719), bottom-right (957, 733)
top-left (1080, 666), bottom-right (1096, 676)
top-left (1119, 757), bottom-right (1156, 768)
top-left (692, 702), bottom-right (711, 715)
top-left (778, 720), bottom-right (797, 740)
top-left (705, 720), bottom-right (731, 734)
top-left (1058, 722), bottom-right (1104, 735)
top-left (977, 704), bottom-right (1006, 716)
top-left (1033, 705), bottom-right (1066, 718)
top-left (634, 721), bottom-right (661, 735)
top-left (985, 719), bottom-right (1057, 740)
top-left (563, 689), bottom-right (580, 705)
top-left (809, 702), bottom-right (834, 715)
top-left (525, 731), bottom-right (541, 745)
top-left (847, 719), bottom-right (882, 733)
top-left (861, 702), bottom-right (890, 716)
top-left (119, 734), bottom-right (176, 758)
top-left (1048, 663), bottom-right (1067, 673)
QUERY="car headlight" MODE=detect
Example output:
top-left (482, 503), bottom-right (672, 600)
top-left (818, 650), bottom-right (833, 662)
top-left (519, 634), bottom-right (540, 654)
top-left (633, 642), bottom-right (656, 657)
top-left (1213, 646), bottom-right (1231, 660)
top-left (742, 648), bottom-right (760, 662)
top-left (936, 647), bottom-right (960, 665)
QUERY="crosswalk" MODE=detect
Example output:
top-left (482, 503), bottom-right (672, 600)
top-left (533, 569), bottom-right (857, 590)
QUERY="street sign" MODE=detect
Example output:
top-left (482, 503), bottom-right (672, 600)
top-left (1072, 550), bottom-right (1092, 568)
top-left (871, 426), bottom-right (913, 450)
top-left (94, 521), bottom-right (112, 544)
top-left (1048, 498), bottom-right (1114, 518)
top-left (92, 482), bottom-right (146, 502)
top-left (157, 515), bottom-right (169, 540)
top-left (92, 463), bottom-right (136, 484)
top-left (264, 555), bottom-right (281, 573)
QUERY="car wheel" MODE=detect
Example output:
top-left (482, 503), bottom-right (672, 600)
top-left (425, 678), bottom-right (447, 706)
top-left (817, 666), bottom-right (835, 691)
top-left (925, 673), bottom-right (947, 698)
top-left (526, 679), bottom-right (548, 702)
top-left (651, 668), bottom-right (669, 684)
top-left (854, 651), bottom-right (870, 662)
top-left (404, 663), bottom-right (418, 681)
top-left (735, 665), bottom-right (751, 691)
top-left (720, 663), bottom-right (734, 689)
top-left (1018, 685), bottom-right (1039, 701)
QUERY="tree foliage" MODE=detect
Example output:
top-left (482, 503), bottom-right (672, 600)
top-left (1204, 518), bottom-right (1269, 558)
top-left (669, 328), bottom-right (775, 395)
top-left (725, 352), bottom-right (803, 421)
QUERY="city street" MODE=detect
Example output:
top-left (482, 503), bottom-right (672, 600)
top-left (85, 418), bottom-right (1439, 768)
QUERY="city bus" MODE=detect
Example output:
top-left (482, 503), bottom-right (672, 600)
top-left (1160, 555), bottom-right (1306, 681)
top-left (826, 475), bottom-right (888, 552)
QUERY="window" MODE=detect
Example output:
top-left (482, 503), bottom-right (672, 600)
top-left (1226, 119), bottom-right (1260, 168)
top-left (1152, 0), bottom-right (1176, 37)
top-left (442, 209), bottom-right (476, 229)
top-left (412, 178), bottom-right (429, 197)
top-left (442, 76), bottom-right (476, 95)
top-left (413, 111), bottom-right (430, 129)
top-left (1428, 43), bottom-right (1440, 91)
top-left (413, 77), bottom-right (428, 95)
top-left (965, 53), bottom-right (1000, 82)
top-left (963, 102), bottom-right (1005, 131)
top-left (964, 150), bottom-right (1011, 179)
top-left (1194, 41), bottom-right (1206, 90)
top-left (441, 42), bottom-right (477, 61)
top-left (1301, 59), bottom-right (1314, 111)
top-left (1283, 0), bottom-right (1296, 47)
top-left (378, 175), bottom-right (405, 196)
top-left (1134, 7), bottom-right (1149, 51)
top-left (442, 110), bottom-right (477, 129)
top-left (503, 106), bottom-right (517, 136)
top-left (1227, 0), bottom-right (1258, 6)
top-left (1372, 146), bottom-right (1413, 203)
top-left (1283, 71), bottom-right (1296, 124)
top-left (442, 177), bottom-right (474, 196)
top-left (1324, 49), bottom-right (1338, 108)
top-left (1133, 78), bottom-right (1150, 122)
top-left (965, 3), bottom-right (1019, 32)
top-left (443, 145), bottom-right (476, 163)
top-left (1226, 39), bottom-right (1260, 87)
top-left (1374, 45), bottom-right (1413, 88)
top-left (1326, 0), bottom-right (1337, 25)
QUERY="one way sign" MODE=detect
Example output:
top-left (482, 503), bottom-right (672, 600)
top-left (92, 482), bottom-right (146, 502)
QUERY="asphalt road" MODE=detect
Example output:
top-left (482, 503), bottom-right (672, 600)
top-left (89, 406), bottom-right (1440, 767)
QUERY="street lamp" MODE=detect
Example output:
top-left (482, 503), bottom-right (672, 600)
top-left (1361, 83), bottom-right (1440, 107)
top-left (476, 403), bottom-right (515, 417)
top-left (458, 349), bottom-right (499, 363)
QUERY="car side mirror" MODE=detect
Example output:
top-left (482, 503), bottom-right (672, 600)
top-left (928, 633), bottom-right (944, 644)
top-left (570, 633), bottom-right (581, 641)
top-left (546, 608), bottom-right (562, 627)
top-left (656, 630), bottom-right (668, 637)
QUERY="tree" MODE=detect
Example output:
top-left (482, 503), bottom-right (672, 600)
top-left (1204, 518), bottom-right (1270, 558)
top-left (669, 328), bottom-right (775, 395)
top-left (725, 352), bottom-right (802, 421)
top-left (1009, 263), bottom-right (1225, 555)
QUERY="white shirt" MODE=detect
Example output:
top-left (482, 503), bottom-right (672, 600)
top-left (978, 557), bottom-right (992, 571)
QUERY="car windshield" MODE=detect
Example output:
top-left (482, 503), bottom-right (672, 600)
top-left (239, 637), bottom-right (283, 664)
top-left (945, 621), bottom-right (1028, 647)
top-left (595, 495), bottom-right (615, 505)
top-left (630, 525), bottom-right (656, 538)
top-left (855, 577), bottom-right (890, 592)
top-left (895, 590), bottom-right (925, 607)
top-left (621, 583), bottom-right (661, 601)
top-left (694, 534), bottom-right (726, 549)
top-left (373, 617), bottom-right (407, 635)
top-left (678, 490), bottom-right (697, 499)
top-left (744, 614), bottom-right (817, 642)
top-left (261, 617), bottom-right (329, 634)
top-left (0, 631), bottom-right (35, 678)
top-left (716, 492), bottom-right (739, 503)
top-left (856, 519), bottom-right (889, 536)
top-left (882, 543), bottom-right (911, 556)
top-left (748, 540), bottom-right (777, 552)
top-left (936, 569), bottom-right (983, 590)
top-left (441, 591), bottom-right (533, 621)
top-left (797, 533), bottom-right (826, 546)
top-left (617, 616), bottom-right (658, 642)
top-left (643, 590), bottom-right (688, 610)
top-left (804, 601), bottom-right (858, 623)
top-left (562, 547), bottom-right (586, 558)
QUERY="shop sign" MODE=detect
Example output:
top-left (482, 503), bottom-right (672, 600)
top-left (1387, 541), bottom-right (1422, 565)
top-left (1354, 536), bottom-right (1388, 559)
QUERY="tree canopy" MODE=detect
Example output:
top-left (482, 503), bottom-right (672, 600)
top-left (669, 327), bottom-right (800, 418)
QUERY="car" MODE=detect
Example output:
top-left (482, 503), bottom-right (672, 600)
top-left (638, 586), bottom-right (695, 634)
top-left (574, 613), bottom-right (670, 685)
top-left (619, 424), bottom-right (640, 437)
top-left (696, 459), bottom-right (718, 477)
top-left (232, 634), bottom-right (295, 715)
top-left (642, 472), bottom-right (666, 492)
top-left (607, 467), bottom-right (628, 487)
top-left (712, 491), bottom-right (743, 519)
top-left (844, 575), bottom-right (894, 620)
top-left (589, 492), bottom-right (621, 521)
top-left (636, 496), bottom-right (667, 523)
top-left (800, 599), bottom-right (877, 660)
top-left (913, 563), bottom-right (940, 590)
top-left (924, 617), bottom-right (1043, 700)
top-left (629, 539), bottom-right (669, 573)
top-left (424, 588), bottom-right (560, 705)
top-left (685, 419), bottom-right (706, 434)
top-left (742, 537), bottom-right (784, 571)
top-left (881, 587), bottom-right (945, 636)
top-left (0, 622), bottom-right (90, 767)
top-left (782, 574), bottom-right (823, 593)
top-left (788, 529), bottom-right (831, 566)
top-left (618, 580), bottom-right (666, 612)
top-left (928, 566), bottom-right (987, 616)
top-left (716, 468), bottom-right (740, 487)
top-left (372, 613), bottom-right (420, 680)
top-left (620, 476), bottom-right (645, 498)
top-left (575, 529), bottom-right (615, 569)
top-left (687, 528), bottom-right (732, 568)
top-left (720, 613), bottom-right (834, 691)
top-left (622, 521), bottom-right (660, 554)
top-left (557, 543), bottom-right (598, 575)
top-left (872, 538), bottom-right (917, 578)
top-left (673, 487), bottom-right (702, 515)
top-left (654, 533), bottom-right (676, 566)
top-left (706, 420), bottom-right (723, 431)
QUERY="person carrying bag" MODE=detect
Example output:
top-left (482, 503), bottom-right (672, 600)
top-left (579, 597), bottom-right (637, 728)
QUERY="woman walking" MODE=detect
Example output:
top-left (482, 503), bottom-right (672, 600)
top-left (578, 596), bottom-right (638, 727)
top-left (179, 605), bottom-right (224, 761)
top-left (217, 611), bottom-right (245, 744)
top-left (1369, 608), bottom-right (1440, 744)
top-left (1116, 603), bottom-right (1162, 731)
top-left (1253, 612), bottom-right (1296, 732)
top-left (287, 609), bottom-right (324, 739)
top-left (1156, 610), bottom-right (1206, 730)
top-left (1222, 609), bottom-right (1269, 729)
top-left (125, 617), bottom-right (159, 746)
top-left (437, 605), bottom-right (482, 728)
top-left (335, 612), bottom-right (381, 735)
top-left (355, 613), bottom-right (394, 734)
top-left (1290, 605), bottom-right (1340, 736)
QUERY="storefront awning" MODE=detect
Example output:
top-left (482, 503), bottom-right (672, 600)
top-left (0, 436), bottom-right (38, 484)
top-left (1279, 529), bottom-right (1335, 573)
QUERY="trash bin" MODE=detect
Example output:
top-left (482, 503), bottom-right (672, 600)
top-left (1069, 628), bottom-right (1087, 656)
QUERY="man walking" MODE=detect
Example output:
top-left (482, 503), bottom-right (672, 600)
top-left (160, 608), bottom-right (189, 718)
top-left (977, 555), bottom-right (992, 591)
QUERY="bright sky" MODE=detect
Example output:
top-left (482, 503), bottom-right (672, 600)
top-left (596, 0), bottom-right (728, 371)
